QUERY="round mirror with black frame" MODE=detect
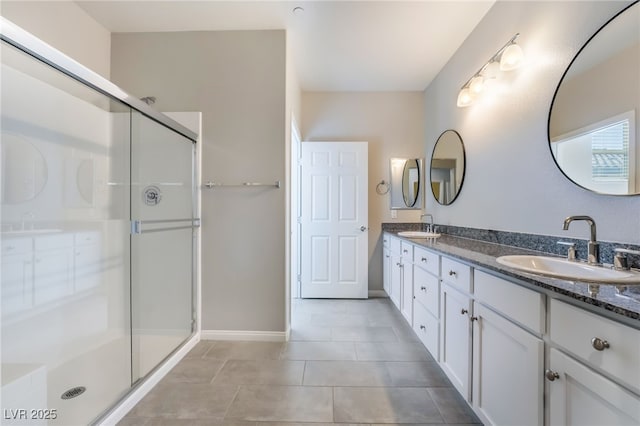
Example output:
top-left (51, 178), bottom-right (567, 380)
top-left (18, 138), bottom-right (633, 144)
top-left (548, 1), bottom-right (639, 196)
top-left (430, 129), bottom-right (466, 205)
top-left (402, 158), bottom-right (420, 207)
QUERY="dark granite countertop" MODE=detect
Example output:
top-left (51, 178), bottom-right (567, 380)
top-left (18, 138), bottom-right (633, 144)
top-left (385, 231), bottom-right (640, 327)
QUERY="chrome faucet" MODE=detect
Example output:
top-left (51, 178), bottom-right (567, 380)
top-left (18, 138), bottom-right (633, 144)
top-left (420, 213), bottom-right (434, 232)
top-left (562, 215), bottom-right (599, 264)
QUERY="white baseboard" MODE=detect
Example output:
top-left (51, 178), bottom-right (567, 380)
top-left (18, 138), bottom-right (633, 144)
top-left (201, 329), bottom-right (288, 342)
top-left (97, 334), bottom-right (200, 426)
top-left (368, 289), bottom-right (389, 298)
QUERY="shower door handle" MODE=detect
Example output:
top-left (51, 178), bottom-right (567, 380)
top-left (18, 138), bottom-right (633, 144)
top-left (131, 218), bottom-right (201, 234)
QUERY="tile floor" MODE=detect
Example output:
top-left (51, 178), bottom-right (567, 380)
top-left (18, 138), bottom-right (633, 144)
top-left (119, 297), bottom-right (482, 425)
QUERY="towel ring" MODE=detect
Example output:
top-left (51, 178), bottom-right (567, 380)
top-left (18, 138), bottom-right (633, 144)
top-left (376, 180), bottom-right (390, 195)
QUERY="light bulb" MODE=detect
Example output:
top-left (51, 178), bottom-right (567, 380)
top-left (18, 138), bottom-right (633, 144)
top-left (500, 43), bottom-right (524, 71)
top-left (456, 88), bottom-right (475, 107)
top-left (469, 76), bottom-right (484, 94)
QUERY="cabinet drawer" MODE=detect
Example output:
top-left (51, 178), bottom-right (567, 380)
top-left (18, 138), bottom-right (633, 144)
top-left (401, 241), bottom-right (413, 259)
top-left (474, 270), bottom-right (545, 334)
top-left (413, 301), bottom-right (439, 360)
top-left (74, 231), bottom-right (100, 246)
top-left (414, 266), bottom-right (439, 317)
top-left (413, 245), bottom-right (439, 276)
top-left (441, 256), bottom-right (471, 293)
top-left (2, 238), bottom-right (32, 255)
top-left (389, 236), bottom-right (401, 254)
top-left (35, 234), bottom-right (73, 251)
top-left (550, 299), bottom-right (640, 393)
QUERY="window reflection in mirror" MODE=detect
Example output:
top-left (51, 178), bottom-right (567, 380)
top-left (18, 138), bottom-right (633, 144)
top-left (390, 158), bottom-right (423, 209)
top-left (430, 130), bottom-right (466, 205)
top-left (549, 1), bottom-right (639, 195)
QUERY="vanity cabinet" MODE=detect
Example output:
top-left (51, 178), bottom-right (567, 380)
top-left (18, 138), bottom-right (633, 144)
top-left (382, 236), bottom-right (391, 297)
top-left (1, 238), bottom-right (34, 315)
top-left (412, 245), bottom-right (440, 359)
top-left (472, 271), bottom-right (544, 426)
top-left (400, 241), bottom-right (413, 325)
top-left (33, 234), bottom-right (74, 305)
top-left (1, 231), bottom-right (102, 316)
top-left (548, 348), bottom-right (640, 425)
top-left (547, 299), bottom-right (640, 425)
top-left (440, 281), bottom-right (472, 399)
top-left (384, 233), bottom-right (640, 426)
top-left (74, 231), bottom-right (101, 292)
top-left (387, 235), bottom-right (402, 308)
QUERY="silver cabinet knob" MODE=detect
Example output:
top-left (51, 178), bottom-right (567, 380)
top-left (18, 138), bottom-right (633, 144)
top-left (591, 337), bottom-right (610, 351)
top-left (403, 249), bottom-right (408, 254)
top-left (421, 257), bottom-right (427, 262)
top-left (470, 316), bottom-right (478, 322)
top-left (360, 226), bottom-right (367, 232)
top-left (461, 308), bottom-right (468, 315)
top-left (545, 369), bottom-right (560, 381)
top-left (420, 286), bottom-right (426, 291)
top-left (419, 325), bottom-right (426, 330)
top-left (449, 270), bottom-right (457, 276)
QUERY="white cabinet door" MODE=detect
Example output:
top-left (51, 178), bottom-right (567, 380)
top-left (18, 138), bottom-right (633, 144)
top-left (472, 304), bottom-right (544, 426)
top-left (382, 246), bottom-right (391, 297)
top-left (74, 243), bottom-right (102, 292)
top-left (34, 247), bottom-right (74, 305)
top-left (548, 348), bottom-right (640, 426)
top-left (440, 283), bottom-right (472, 400)
top-left (1, 252), bottom-right (33, 315)
top-left (400, 260), bottom-right (413, 326)
top-left (390, 253), bottom-right (401, 309)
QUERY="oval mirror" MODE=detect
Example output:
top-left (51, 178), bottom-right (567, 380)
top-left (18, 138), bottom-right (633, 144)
top-left (402, 159), bottom-right (420, 207)
top-left (549, 2), bottom-right (639, 195)
top-left (430, 130), bottom-right (466, 205)
top-left (1, 132), bottom-right (48, 204)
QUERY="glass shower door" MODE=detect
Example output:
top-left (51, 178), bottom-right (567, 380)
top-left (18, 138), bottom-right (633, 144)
top-left (130, 111), bottom-right (196, 382)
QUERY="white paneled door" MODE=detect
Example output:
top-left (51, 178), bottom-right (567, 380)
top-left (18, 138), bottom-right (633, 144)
top-left (301, 142), bottom-right (368, 298)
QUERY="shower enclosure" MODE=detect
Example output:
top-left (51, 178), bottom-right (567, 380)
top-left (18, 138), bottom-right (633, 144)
top-left (0, 19), bottom-right (198, 425)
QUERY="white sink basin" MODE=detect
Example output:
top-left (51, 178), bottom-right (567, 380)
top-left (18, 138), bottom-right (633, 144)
top-left (496, 255), bottom-right (640, 284)
top-left (397, 231), bottom-right (441, 239)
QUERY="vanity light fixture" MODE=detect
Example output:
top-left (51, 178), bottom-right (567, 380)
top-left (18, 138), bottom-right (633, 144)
top-left (457, 33), bottom-right (524, 107)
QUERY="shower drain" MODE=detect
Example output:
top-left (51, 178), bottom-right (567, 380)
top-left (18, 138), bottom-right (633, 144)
top-left (61, 386), bottom-right (86, 400)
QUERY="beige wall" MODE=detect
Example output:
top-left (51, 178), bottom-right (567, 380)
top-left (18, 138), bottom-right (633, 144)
top-left (424, 0), bottom-right (640, 244)
top-left (111, 30), bottom-right (288, 333)
top-left (301, 92), bottom-right (425, 291)
top-left (0, 1), bottom-right (111, 78)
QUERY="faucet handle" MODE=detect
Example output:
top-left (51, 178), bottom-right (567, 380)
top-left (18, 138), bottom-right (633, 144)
top-left (614, 248), bottom-right (640, 270)
top-left (557, 241), bottom-right (576, 261)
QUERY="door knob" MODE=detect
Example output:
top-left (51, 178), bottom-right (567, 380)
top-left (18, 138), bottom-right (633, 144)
top-left (360, 226), bottom-right (367, 232)
top-left (545, 369), bottom-right (560, 381)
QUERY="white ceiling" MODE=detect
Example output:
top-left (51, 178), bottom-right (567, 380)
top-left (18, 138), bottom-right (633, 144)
top-left (76, 1), bottom-right (495, 91)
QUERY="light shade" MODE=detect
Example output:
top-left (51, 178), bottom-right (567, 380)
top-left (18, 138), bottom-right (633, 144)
top-left (482, 61), bottom-right (500, 80)
top-left (469, 76), bottom-right (484, 94)
top-left (500, 43), bottom-right (524, 71)
top-left (456, 88), bottom-right (475, 107)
